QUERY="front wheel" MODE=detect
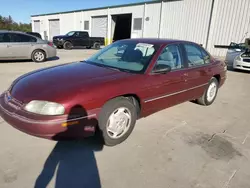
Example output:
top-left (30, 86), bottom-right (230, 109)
top-left (63, 41), bottom-right (73, 50)
top-left (197, 77), bottom-right (219, 106)
top-left (98, 97), bottom-right (137, 146)
top-left (94, 42), bottom-right (101, 49)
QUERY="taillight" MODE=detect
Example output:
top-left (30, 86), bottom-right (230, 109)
top-left (48, 42), bottom-right (53, 47)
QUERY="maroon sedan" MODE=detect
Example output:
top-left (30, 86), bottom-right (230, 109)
top-left (0, 39), bottom-right (227, 146)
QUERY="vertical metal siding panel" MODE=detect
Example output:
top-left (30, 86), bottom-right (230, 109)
top-left (208, 0), bottom-right (250, 56)
top-left (144, 3), bottom-right (161, 37)
top-left (60, 13), bottom-right (75, 34)
top-left (74, 12), bottom-right (82, 31)
top-left (161, 0), bottom-right (212, 45)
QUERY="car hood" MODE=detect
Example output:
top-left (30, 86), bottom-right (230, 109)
top-left (10, 62), bottom-right (131, 103)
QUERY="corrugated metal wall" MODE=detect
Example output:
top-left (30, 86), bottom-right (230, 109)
top-left (60, 13), bottom-right (74, 34)
top-left (160, 0), bottom-right (212, 46)
top-left (143, 3), bottom-right (161, 38)
top-left (74, 12), bottom-right (82, 31)
top-left (207, 0), bottom-right (250, 56)
top-left (31, 0), bottom-right (250, 56)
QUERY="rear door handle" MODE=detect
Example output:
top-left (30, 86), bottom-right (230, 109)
top-left (183, 73), bottom-right (188, 76)
top-left (7, 45), bottom-right (11, 48)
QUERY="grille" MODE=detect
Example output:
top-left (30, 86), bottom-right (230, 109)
top-left (243, 59), bottom-right (250, 63)
top-left (242, 66), bottom-right (250, 69)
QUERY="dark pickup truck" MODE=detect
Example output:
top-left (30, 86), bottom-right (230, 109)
top-left (53, 31), bottom-right (105, 49)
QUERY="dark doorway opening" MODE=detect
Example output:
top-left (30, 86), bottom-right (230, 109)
top-left (111, 14), bottom-right (132, 42)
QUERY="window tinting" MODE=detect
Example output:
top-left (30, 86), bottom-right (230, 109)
top-left (9, 33), bottom-right (37, 43)
top-left (155, 44), bottom-right (183, 70)
top-left (133, 18), bottom-right (142, 30)
top-left (79, 32), bottom-right (88, 37)
top-left (0, 33), bottom-right (5, 42)
top-left (201, 48), bottom-right (210, 64)
top-left (184, 44), bottom-right (205, 67)
top-left (84, 21), bottom-right (89, 30)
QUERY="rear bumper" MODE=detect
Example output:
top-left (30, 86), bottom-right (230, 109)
top-left (0, 92), bottom-right (98, 140)
top-left (46, 46), bottom-right (57, 59)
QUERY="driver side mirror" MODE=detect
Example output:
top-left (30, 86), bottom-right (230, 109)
top-left (152, 64), bottom-right (172, 74)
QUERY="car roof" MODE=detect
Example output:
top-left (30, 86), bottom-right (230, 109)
top-left (120, 38), bottom-right (198, 45)
top-left (0, 30), bottom-right (42, 40)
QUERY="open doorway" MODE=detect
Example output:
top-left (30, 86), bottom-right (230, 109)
top-left (111, 14), bottom-right (132, 42)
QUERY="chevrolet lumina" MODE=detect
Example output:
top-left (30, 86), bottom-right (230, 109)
top-left (0, 39), bottom-right (227, 146)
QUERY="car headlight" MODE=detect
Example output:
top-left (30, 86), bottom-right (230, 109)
top-left (235, 55), bottom-right (241, 61)
top-left (24, 100), bottom-right (65, 115)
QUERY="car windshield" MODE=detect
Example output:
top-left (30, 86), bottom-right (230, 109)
top-left (66, 31), bottom-right (75, 36)
top-left (229, 42), bottom-right (246, 50)
top-left (86, 41), bottom-right (159, 74)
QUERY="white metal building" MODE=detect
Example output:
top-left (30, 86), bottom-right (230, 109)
top-left (31, 0), bottom-right (250, 56)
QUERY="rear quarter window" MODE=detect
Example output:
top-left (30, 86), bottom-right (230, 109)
top-left (11, 34), bottom-right (37, 43)
top-left (184, 43), bottom-right (210, 67)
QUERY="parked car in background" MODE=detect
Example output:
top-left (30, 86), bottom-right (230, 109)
top-left (0, 31), bottom-right (56, 62)
top-left (26, 32), bottom-right (42, 39)
top-left (0, 39), bottom-right (227, 146)
top-left (225, 42), bottom-right (246, 65)
top-left (53, 31), bottom-right (105, 50)
top-left (225, 39), bottom-right (250, 71)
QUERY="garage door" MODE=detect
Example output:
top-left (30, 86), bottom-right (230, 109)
top-left (91, 16), bottom-right (108, 37)
top-left (49, 19), bottom-right (60, 40)
top-left (33, 20), bottom-right (40, 33)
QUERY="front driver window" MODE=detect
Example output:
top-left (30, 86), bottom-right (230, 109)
top-left (155, 44), bottom-right (183, 71)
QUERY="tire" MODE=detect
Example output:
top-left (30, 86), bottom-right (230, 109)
top-left (63, 41), bottom-right (73, 50)
top-left (94, 42), bottom-right (101, 49)
top-left (98, 97), bottom-right (137, 146)
top-left (31, 50), bottom-right (46, 63)
top-left (86, 46), bottom-right (92, 49)
top-left (197, 77), bottom-right (219, 106)
top-left (57, 45), bottom-right (63, 49)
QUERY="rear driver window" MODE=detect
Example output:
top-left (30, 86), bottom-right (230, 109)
top-left (10, 34), bottom-right (37, 43)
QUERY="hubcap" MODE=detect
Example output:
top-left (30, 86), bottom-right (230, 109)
top-left (207, 82), bottom-right (217, 102)
top-left (34, 52), bottom-right (44, 61)
top-left (106, 107), bottom-right (132, 139)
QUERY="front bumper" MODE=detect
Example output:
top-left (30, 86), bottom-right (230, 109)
top-left (0, 92), bottom-right (98, 140)
top-left (233, 60), bottom-right (250, 71)
top-left (53, 39), bottom-right (64, 47)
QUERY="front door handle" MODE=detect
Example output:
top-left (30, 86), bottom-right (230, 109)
top-left (183, 73), bottom-right (188, 76)
top-left (7, 45), bottom-right (11, 48)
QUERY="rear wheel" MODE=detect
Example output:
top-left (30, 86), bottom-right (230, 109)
top-left (197, 77), bottom-right (219, 106)
top-left (94, 42), bottom-right (101, 49)
top-left (98, 97), bottom-right (137, 146)
top-left (63, 41), bottom-right (73, 50)
top-left (31, 50), bottom-right (46, 63)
